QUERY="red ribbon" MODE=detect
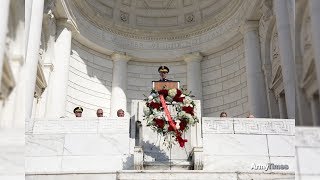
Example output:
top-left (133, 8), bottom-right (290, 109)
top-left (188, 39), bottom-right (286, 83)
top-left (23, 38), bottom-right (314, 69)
top-left (159, 94), bottom-right (187, 147)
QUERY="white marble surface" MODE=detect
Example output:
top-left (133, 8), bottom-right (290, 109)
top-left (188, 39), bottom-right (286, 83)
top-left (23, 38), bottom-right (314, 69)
top-left (296, 127), bottom-right (320, 179)
top-left (267, 135), bottom-right (294, 156)
top-left (204, 134), bottom-right (268, 156)
top-left (26, 119), bottom-right (131, 173)
top-left (61, 155), bottom-right (123, 172)
top-left (203, 155), bottom-right (269, 172)
top-left (26, 134), bottom-right (64, 156)
top-left (25, 156), bottom-right (62, 173)
top-left (296, 147), bottom-right (320, 175)
top-left (0, 129), bottom-right (24, 178)
top-left (63, 133), bottom-right (129, 155)
top-left (26, 171), bottom-right (295, 180)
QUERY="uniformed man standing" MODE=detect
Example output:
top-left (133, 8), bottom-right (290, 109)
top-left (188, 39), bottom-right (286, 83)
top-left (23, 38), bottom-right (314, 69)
top-left (73, 107), bottom-right (83, 117)
top-left (158, 66), bottom-right (171, 81)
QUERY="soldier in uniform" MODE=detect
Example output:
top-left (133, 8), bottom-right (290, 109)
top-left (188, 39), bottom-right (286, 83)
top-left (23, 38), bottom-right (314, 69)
top-left (74, 107), bottom-right (83, 117)
top-left (158, 66), bottom-right (170, 81)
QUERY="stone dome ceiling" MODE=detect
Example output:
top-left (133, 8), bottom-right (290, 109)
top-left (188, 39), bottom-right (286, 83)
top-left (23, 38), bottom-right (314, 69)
top-left (71, 0), bottom-right (243, 39)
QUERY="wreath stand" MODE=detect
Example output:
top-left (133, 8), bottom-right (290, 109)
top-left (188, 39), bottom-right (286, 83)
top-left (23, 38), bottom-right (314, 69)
top-left (132, 81), bottom-right (204, 170)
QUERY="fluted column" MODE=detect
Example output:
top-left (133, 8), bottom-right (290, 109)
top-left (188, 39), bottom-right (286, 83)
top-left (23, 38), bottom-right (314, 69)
top-left (110, 53), bottom-right (131, 117)
top-left (183, 52), bottom-right (203, 100)
top-left (309, 0), bottom-right (320, 97)
top-left (278, 94), bottom-right (287, 119)
top-left (274, 0), bottom-right (295, 119)
top-left (45, 20), bottom-right (72, 118)
top-left (25, 0), bottom-right (45, 119)
top-left (0, 0), bottom-right (10, 90)
top-left (310, 96), bottom-right (320, 126)
top-left (242, 21), bottom-right (269, 117)
top-left (25, 0), bottom-right (33, 56)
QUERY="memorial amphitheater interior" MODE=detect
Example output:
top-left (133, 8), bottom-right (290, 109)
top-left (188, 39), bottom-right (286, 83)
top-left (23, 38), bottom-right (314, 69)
top-left (0, 0), bottom-right (320, 180)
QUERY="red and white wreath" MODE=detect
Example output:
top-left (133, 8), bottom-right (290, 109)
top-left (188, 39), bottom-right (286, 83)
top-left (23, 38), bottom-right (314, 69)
top-left (143, 88), bottom-right (199, 148)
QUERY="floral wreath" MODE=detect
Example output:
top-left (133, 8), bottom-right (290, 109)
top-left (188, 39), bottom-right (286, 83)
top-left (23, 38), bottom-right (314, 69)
top-left (143, 88), bottom-right (199, 148)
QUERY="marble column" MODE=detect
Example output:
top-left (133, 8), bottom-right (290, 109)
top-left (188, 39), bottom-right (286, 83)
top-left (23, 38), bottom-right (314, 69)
top-left (110, 53), bottom-right (131, 117)
top-left (25, 0), bottom-right (33, 56)
top-left (310, 95), bottom-right (320, 126)
top-left (183, 52), bottom-right (203, 100)
top-left (45, 20), bottom-right (72, 118)
top-left (242, 21), bottom-right (269, 117)
top-left (278, 94), bottom-right (287, 119)
top-left (0, 0), bottom-right (10, 90)
top-left (274, 0), bottom-right (296, 119)
top-left (309, 0), bottom-right (320, 97)
top-left (25, 0), bottom-right (45, 119)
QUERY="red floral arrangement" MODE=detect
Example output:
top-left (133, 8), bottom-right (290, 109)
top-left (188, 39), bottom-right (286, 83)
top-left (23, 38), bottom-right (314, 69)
top-left (144, 88), bottom-right (198, 148)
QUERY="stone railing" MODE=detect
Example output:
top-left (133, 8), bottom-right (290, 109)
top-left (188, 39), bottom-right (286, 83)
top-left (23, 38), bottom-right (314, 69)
top-left (25, 118), bottom-right (131, 174)
top-left (202, 117), bottom-right (295, 173)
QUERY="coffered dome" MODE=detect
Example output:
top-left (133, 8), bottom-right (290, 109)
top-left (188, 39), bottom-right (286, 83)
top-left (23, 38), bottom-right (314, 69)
top-left (71, 0), bottom-right (242, 39)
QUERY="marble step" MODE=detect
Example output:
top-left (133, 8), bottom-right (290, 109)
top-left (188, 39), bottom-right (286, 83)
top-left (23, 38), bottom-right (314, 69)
top-left (117, 170), bottom-right (295, 180)
top-left (143, 160), bottom-right (192, 170)
top-left (26, 171), bottom-right (295, 180)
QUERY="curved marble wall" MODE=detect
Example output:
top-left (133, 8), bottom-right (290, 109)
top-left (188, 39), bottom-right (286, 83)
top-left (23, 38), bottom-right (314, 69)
top-left (67, 41), bottom-right (113, 117)
top-left (201, 40), bottom-right (248, 117)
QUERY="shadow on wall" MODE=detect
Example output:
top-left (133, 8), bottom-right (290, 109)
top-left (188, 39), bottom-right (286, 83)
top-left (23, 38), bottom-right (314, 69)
top-left (142, 140), bottom-right (169, 161)
top-left (68, 41), bottom-right (113, 117)
top-left (122, 154), bottom-right (134, 170)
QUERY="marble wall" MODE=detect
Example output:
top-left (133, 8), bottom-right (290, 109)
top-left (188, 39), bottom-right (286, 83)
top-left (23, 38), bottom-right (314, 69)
top-left (296, 127), bottom-right (320, 179)
top-left (67, 41), bottom-right (113, 117)
top-left (25, 117), bottom-right (295, 177)
top-left (202, 117), bottom-right (295, 173)
top-left (201, 40), bottom-right (248, 117)
top-left (25, 118), bottom-right (132, 173)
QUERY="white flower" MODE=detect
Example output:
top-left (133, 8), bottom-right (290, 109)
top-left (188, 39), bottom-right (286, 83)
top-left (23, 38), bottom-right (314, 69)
top-left (176, 120), bottom-right (181, 130)
top-left (185, 113), bottom-right (193, 120)
top-left (168, 89), bottom-right (177, 97)
top-left (148, 95), bottom-right (154, 100)
top-left (183, 96), bottom-right (193, 104)
top-left (143, 105), bottom-right (151, 115)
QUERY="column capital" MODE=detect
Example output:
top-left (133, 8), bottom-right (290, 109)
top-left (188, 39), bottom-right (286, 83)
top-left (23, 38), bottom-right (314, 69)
top-left (56, 18), bottom-right (78, 33)
top-left (240, 20), bottom-right (259, 34)
top-left (111, 52), bottom-right (132, 62)
top-left (183, 52), bottom-right (203, 63)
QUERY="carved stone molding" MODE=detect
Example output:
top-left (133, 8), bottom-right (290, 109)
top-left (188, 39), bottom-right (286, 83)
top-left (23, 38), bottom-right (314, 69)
top-left (134, 146), bottom-right (144, 170)
top-left (70, 0), bottom-right (245, 40)
top-left (191, 147), bottom-right (203, 170)
top-left (203, 118), bottom-right (295, 135)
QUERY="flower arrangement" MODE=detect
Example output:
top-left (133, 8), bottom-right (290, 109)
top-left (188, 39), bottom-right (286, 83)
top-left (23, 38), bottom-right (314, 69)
top-left (143, 88), bottom-right (199, 148)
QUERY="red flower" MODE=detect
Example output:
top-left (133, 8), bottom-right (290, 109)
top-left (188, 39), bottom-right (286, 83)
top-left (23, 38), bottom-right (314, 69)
top-left (158, 89), bottom-right (168, 98)
top-left (182, 106), bottom-right (194, 116)
top-left (174, 89), bottom-right (182, 99)
top-left (154, 118), bottom-right (165, 129)
top-left (179, 120), bottom-right (187, 131)
top-left (173, 96), bottom-right (185, 102)
top-left (149, 101), bottom-right (161, 110)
